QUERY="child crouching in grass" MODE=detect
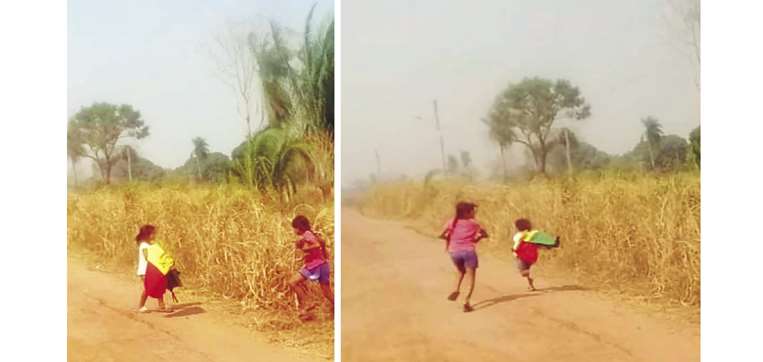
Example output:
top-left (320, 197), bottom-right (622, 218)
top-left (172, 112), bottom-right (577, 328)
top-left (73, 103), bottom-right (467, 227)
top-left (288, 215), bottom-right (334, 321)
top-left (512, 218), bottom-right (560, 291)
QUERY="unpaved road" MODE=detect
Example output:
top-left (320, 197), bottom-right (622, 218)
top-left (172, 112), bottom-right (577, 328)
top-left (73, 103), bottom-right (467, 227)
top-left (68, 255), bottom-right (319, 362)
top-left (342, 209), bottom-right (699, 362)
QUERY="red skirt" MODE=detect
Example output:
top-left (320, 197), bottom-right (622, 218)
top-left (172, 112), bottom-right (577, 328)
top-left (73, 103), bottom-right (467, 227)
top-left (144, 263), bottom-right (168, 298)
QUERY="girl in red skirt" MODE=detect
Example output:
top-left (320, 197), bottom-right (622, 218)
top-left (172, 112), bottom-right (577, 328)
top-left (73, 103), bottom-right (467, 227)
top-left (512, 218), bottom-right (560, 291)
top-left (135, 224), bottom-right (175, 313)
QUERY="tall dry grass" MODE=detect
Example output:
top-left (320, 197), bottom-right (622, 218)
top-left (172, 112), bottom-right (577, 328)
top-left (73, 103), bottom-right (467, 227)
top-left (360, 171), bottom-right (700, 306)
top-left (67, 182), bottom-right (334, 324)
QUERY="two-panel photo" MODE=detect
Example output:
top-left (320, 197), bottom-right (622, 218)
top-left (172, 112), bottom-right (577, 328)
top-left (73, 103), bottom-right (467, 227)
top-left (67, 1), bottom-right (700, 361)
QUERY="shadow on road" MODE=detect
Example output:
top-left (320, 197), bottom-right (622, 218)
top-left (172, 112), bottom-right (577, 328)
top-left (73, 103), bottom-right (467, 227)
top-left (165, 302), bottom-right (206, 318)
top-left (471, 284), bottom-right (587, 311)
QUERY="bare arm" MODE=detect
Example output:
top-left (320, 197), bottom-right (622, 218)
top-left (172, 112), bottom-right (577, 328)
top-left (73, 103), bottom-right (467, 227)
top-left (474, 228), bottom-right (489, 243)
top-left (440, 228), bottom-right (451, 251)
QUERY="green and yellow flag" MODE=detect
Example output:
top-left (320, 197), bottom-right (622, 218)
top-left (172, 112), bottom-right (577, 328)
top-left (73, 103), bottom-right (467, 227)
top-left (146, 242), bottom-right (174, 275)
top-left (522, 230), bottom-right (558, 246)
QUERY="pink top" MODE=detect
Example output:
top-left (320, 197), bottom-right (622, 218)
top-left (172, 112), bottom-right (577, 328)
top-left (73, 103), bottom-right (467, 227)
top-left (298, 230), bottom-right (327, 270)
top-left (442, 218), bottom-right (483, 252)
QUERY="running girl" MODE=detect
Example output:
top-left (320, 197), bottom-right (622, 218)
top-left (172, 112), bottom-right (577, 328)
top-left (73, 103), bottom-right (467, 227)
top-left (512, 218), bottom-right (560, 291)
top-left (288, 215), bottom-right (333, 320)
top-left (440, 202), bottom-right (488, 312)
top-left (135, 224), bottom-right (175, 313)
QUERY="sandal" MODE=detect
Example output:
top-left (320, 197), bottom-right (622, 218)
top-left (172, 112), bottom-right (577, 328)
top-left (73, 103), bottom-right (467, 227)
top-left (463, 303), bottom-right (474, 313)
top-left (447, 291), bottom-right (460, 301)
top-left (137, 306), bottom-right (149, 313)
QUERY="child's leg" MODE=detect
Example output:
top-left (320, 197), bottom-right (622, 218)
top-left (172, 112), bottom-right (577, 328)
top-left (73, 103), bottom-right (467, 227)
top-left (138, 276), bottom-right (148, 310)
top-left (453, 270), bottom-right (465, 294)
top-left (157, 295), bottom-right (167, 310)
top-left (464, 267), bottom-right (476, 305)
top-left (320, 284), bottom-right (334, 309)
top-left (138, 290), bottom-right (148, 309)
top-left (461, 267), bottom-right (477, 312)
top-left (520, 267), bottom-right (535, 290)
top-left (448, 253), bottom-right (465, 301)
top-left (318, 264), bottom-right (334, 308)
top-left (289, 272), bottom-right (308, 311)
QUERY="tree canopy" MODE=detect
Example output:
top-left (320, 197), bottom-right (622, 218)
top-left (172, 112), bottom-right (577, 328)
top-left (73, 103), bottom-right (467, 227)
top-left (69, 102), bottom-right (150, 184)
top-left (486, 77), bottom-right (591, 174)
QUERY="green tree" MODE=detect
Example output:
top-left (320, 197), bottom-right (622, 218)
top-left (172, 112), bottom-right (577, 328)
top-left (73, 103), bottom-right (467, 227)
top-left (174, 152), bottom-right (231, 183)
top-left (67, 121), bottom-right (86, 186)
top-left (191, 137), bottom-right (210, 181)
top-left (111, 150), bottom-right (166, 182)
top-left (299, 3), bottom-right (334, 135)
top-left (656, 134), bottom-right (689, 169)
top-left (483, 116), bottom-right (516, 181)
top-left (689, 126), bottom-right (700, 168)
top-left (624, 134), bottom-right (687, 171)
top-left (69, 103), bottom-right (149, 184)
top-left (641, 116), bottom-right (664, 169)
top-left (231, 128), bottom-right (322, 192)
top-left (243, 6), bottom-right (334, 135)
top-left (486, 77), bottom-right (591, 175)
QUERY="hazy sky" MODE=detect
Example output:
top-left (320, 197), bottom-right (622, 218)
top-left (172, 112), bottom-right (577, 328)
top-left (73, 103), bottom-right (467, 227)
top-left (68, 0), bottom-right (333, 174)
top-left (342, 0), bottom-right (699, 185)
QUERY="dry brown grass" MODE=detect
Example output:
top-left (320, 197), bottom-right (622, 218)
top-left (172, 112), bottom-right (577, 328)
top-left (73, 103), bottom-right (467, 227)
top-left (360, 170), bottom-right (700, 307)
top-left (67, 182), bottom-right (334, 356)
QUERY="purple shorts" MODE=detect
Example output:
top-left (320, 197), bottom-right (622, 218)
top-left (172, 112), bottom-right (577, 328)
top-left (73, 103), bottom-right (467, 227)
top-left (299, 262), bottom-right (331, 285)
top-left (449, 249), bottom-right (479, 273)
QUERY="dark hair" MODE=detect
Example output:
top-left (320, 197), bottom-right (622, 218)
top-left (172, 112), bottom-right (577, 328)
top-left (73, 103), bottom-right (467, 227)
top-left (515, 218), bottom-right (532, 231)
top-left (291, 215), bottom-right (311, 232)
top-left (455, 202), bottom-right (477, 220)
top-left (135, 224), bottom-right (156, 244)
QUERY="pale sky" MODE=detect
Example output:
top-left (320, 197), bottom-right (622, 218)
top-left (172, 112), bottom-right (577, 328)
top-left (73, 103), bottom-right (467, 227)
top-left (342, 0), bottom-right (700, 185)
top-left (68, 0), bottom-right (333, 174)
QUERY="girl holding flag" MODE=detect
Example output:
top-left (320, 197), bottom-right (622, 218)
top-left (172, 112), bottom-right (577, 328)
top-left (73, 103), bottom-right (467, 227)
top-left (512, 218), bottom-right (560, 291)
top-left (135, 224), bottom-right (175, 313)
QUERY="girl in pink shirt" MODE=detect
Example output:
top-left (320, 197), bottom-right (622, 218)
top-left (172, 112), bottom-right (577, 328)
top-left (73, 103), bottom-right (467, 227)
top-left (288, 215), bottom-right (333, 321)
top-left (439, 202), bottom-right (488, 312)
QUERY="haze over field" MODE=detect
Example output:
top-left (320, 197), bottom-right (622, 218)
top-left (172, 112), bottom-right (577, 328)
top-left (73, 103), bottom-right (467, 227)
top-left (342, 0), bottom-right (699, 185)
top-left (68, 0), bottom-right (333, 177)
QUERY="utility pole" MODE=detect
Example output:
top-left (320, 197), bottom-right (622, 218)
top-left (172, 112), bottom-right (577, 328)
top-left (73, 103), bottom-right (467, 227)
top-left (433, 100), bottom-right (446, 172)
top-left (126, 147), bottom-right (133, 182)
top-left (564, 128), bottom-right (573, 176)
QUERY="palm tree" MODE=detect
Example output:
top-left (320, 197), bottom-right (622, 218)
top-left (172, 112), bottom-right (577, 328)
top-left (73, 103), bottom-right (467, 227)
top-left (299, 3), bottom-right (334, 135)
top-left (641, 116), bottom-right (664, 169)
top-left (67, 123), bottom-right (85, 186)
top-left (232, 128), bottom-right (322, 194)
top-left (191, 137), bottom-right (210, 181)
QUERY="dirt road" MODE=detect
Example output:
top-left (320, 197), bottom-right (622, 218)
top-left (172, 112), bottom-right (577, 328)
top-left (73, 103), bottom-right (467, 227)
top-left (68, 255), bottom-right (320, 362)
top-left (341, 209), bottom-right (699, 362)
